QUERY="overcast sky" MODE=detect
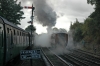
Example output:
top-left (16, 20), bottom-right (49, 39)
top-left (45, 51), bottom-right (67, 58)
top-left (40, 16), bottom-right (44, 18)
top-left (18, 0), bottom-right (94, 34)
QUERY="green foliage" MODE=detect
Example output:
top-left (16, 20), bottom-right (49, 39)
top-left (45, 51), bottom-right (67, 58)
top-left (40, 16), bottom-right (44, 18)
top-left (70, 19), bottom-right (83, 42)
top-left (70, 19), bottom-right (83, 31)
top-left (25, 25), bottom-right (36, 32)
top-left (0, 0), bottom-right (25, 25)
top-left (82, 18), bottom-right (95, 43)
top-left (88, 0), bottom-right (100, 44)
top-left (82, 18), bottom-right (94, 35)
top-left (73, 27), bottom-right (83, 42)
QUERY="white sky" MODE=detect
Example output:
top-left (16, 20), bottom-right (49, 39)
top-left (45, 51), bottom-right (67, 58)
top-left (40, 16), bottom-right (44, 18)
top-left (18, 0), bottom-right (94, 34)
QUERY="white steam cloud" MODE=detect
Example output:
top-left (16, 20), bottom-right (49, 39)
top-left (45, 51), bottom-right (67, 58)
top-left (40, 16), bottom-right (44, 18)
top-left (34, 28), bottom-right (67, 47)
top-left (33, 0), bottom-right (57, 27)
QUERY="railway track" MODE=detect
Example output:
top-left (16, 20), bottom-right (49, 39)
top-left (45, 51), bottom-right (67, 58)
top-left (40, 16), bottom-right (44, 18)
top-left (44, 48), bottom-right (100, 66)
top-left (42, 47), bottom-right (99, 66)
top-left (66, 49), bottom-right (100, 66)
top-left (41, 48), bottom-right (72, 66)
top-left (14, 60), bottom-right (29, 66)
top-left (75, 49), bottom-right (100, 59)
top-left (59, 54), bottom-right (88, 66)
top-left (74, 49), bottom-right (100, 64)
top-left (77, 49), bottom-right (100, 57)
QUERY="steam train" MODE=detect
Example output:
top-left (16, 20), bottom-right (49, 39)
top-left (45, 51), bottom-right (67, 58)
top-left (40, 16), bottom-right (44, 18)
top-left (50, 33), bottom-right (68, 48)
top-left (0, 16), bottom-right (32, 66)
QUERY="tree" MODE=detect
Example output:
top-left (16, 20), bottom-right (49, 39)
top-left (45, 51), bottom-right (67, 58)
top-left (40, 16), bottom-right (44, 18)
top-left (70, 18), bottom-right (82, 30)
top-left (25, 25), bottom-right (36, 32)
top-left (87, 0), bottom-right (100, 44)
top-left (70, 19), bottom-right (83, 42)
top-left (73, 27), bottom-right (83, 42)
top-left (87, 0), bottom-right (96, 5)
top-left (82, 18), bottom-right (94, 43)
top-left (0, 0), bottom-right (25, 25)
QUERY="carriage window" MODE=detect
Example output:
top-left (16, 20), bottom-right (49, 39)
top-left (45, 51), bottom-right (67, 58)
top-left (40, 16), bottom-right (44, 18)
top-left (20, 32), bottom-right (21, 36)
top-left (7, 28), bottom-right (9, 33)
top-left (22, 33), bottom-right (23, 36)
top-left (17, 31), bottom-right (19, 35)
top-left (22, 33), bottom-right (24, 36)
top-left (14, 30), bottom-right (15, 35)
top-left (23, 33), bottom-right (25, 36)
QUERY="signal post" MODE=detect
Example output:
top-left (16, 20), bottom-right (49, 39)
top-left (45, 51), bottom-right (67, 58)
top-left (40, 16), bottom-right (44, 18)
top-left (24, 4), bottom-right (35, 66)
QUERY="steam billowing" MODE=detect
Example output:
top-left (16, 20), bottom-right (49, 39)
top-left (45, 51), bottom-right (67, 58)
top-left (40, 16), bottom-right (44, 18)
top-left (34, 28), bottom-right (67, 47)
top-left (34, 33), bottom-right (51, 47)
top-left (67, 30), bottom-right (75, 49)
top-left (33, 0), bottom-right (57, 27)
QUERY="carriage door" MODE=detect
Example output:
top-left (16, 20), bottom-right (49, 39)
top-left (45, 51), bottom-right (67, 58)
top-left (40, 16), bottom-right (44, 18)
top-left (9, 29), bottom-right (13, 59)
top-left (6, 27), bottom-right (13, 61)
top-left (11, 30), bottom-right (13, 57)
top-left (0, 23), bottom-right (4, 66)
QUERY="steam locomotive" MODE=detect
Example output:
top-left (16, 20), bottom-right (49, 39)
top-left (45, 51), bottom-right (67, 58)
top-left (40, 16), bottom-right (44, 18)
top-left (50, 33), bottom-right (68, 48)
top-left (0, 16), bottom-right (31, 66)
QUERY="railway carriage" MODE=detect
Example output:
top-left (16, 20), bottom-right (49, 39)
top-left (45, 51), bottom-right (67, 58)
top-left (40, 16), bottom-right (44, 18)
top-left (0, 16), bottom-right (4, 66)
top-left (51, 33), bottom-right (68, 48)
top-left (0, 16), bottom-right (30, 66)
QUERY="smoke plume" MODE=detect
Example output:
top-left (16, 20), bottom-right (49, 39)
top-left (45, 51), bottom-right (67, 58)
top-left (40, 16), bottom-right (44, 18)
top-left (33, 0), bottom-right (57, 27)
